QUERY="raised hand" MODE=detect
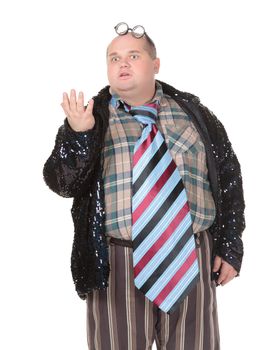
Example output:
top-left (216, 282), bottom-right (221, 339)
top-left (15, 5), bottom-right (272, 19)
top-left (61, 89), bottom-right (95, 132)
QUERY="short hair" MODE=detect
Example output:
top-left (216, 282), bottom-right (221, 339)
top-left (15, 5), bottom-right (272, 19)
top-left (143, 33), bottom-right (157, 59)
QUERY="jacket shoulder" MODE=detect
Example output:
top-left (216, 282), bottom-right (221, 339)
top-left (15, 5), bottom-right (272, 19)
top-left (158, 79), bottom-right (201, 104)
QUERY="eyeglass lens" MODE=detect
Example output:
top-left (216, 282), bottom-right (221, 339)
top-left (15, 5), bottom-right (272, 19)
top-left (115, 22), bottom-right (129, 35)
top-left (115, 22), bottom-right (145, 38)
top-left (132, 25), bottom-right (145, 38)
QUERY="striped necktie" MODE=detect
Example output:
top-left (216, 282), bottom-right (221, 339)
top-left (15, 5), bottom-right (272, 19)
top-left (124, 101), bottom-right (200, 314)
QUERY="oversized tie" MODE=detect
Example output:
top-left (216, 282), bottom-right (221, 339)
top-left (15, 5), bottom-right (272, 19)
top-left (124, 100), bottom-right (200, 314)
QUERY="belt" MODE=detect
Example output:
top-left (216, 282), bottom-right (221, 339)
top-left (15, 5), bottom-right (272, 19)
top-left (106, 233), bottom-right (201, 249)
top-left (107, 236), bottom-right (133, 248)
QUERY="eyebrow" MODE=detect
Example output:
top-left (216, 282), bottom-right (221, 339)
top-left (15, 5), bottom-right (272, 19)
top-left (108, 50), bottom-right (142, 57)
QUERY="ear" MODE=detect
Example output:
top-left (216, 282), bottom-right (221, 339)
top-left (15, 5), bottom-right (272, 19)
top-left (153, 58), bottom-right (160, 74)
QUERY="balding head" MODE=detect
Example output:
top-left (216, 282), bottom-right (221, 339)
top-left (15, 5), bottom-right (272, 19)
top-left (107, 32), bottom-right (157, 60)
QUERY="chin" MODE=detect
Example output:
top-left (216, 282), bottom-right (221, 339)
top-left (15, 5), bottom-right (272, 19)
top-left (115, 81), bottom-right (136, 92)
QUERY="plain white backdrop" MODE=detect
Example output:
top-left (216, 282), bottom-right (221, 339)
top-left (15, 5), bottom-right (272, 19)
top-left (1, 0), bottom-right (275, 349)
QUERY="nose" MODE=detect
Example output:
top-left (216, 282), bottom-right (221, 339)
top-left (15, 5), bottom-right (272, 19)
top-left (120, 57), bottom-right (130, 68)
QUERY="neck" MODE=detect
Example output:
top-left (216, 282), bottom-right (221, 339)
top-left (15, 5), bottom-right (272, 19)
top-left (114, 82), bottom-right (156, 107)
top-left (122, 93), bottom-right (155, 106)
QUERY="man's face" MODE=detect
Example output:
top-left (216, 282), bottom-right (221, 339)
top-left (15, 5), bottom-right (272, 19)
top-left (106, 33), bottom-right (160, 95)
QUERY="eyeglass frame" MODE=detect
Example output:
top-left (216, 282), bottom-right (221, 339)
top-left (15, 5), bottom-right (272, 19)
top-left (114, 22), bottom-right (146, 38)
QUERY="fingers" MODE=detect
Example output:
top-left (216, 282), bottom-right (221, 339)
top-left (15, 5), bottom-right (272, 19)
top-left (70, 89), bottom-right (77, 112)
top-left (217, 260), bottom-right (238, 286)
top-left (220, 272), bottom-right (236, 286)
top-left (60, 89), bottom-right (95, 132)
top-left (85, 98), bottom-right (94, 115)
top-left (213, 256), bottom-right (238, 286)
top-left (77, 91), bottom-right (84, 113)
top-left (217, 263), bottom-right (228, 285)
top-left (61, 92), bottom-right (70, 117)
top-left (213, 256), bottom-right (222, 272)
top-left (60, 89), bottom-right (87, 116)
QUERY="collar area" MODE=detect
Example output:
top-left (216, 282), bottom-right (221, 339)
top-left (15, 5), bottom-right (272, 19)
top-left (109, 80), bottom-right (164, 109)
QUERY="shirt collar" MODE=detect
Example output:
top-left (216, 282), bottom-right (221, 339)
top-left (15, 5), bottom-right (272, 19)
top-left (109, 80), bottom-right (164, 109)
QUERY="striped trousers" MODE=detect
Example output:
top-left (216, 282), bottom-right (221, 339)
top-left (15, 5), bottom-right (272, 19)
top-left (86, 229), bottom-right (220, 350)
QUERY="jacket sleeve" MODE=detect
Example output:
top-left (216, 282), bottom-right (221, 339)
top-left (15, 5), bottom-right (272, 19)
top-left (206, 107), bottom-right (246, 273)
top-left (43, 118), bottom-right (102, 198)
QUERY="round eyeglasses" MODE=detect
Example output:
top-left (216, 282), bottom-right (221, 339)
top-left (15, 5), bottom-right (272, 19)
top-left (114, 22), bottom-right (145, 38)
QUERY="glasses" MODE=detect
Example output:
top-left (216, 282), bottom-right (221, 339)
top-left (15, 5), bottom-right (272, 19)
top-left (114, 22), bottom-right (145, 38)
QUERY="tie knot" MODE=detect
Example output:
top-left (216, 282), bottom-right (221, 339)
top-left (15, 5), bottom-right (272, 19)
top-left (124, 102), bottom-right (159, 125)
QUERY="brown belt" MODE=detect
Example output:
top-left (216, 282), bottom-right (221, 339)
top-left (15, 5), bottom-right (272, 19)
top-left (106, 233), bottom-right (201, 249)
top-left (107, 236), bottom-right (133, 248)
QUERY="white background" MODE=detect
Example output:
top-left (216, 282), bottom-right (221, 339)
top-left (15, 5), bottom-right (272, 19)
top-left (1, 0), bottom-right (275, 349)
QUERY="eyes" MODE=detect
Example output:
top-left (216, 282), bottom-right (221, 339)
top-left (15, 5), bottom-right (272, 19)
top-left (110, 54), bottom-right (140, 63)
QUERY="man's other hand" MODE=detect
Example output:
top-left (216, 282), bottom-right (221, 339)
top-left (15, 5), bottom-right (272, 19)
top-left (213, 256), bottom-right (238, 286)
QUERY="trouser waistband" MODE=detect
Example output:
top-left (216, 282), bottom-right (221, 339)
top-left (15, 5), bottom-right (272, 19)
top-left (107, 236), bottom-right (133, 248)
top-left (106, 232), bottom-right (202, 249)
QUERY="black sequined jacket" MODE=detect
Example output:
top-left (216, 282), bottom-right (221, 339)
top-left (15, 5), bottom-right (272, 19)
top-left (43, 80), bottom-right (246, 300)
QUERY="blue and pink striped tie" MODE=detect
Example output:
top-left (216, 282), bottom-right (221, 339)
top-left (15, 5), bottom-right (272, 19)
top-left (125, 101), bottom-right (200, 314)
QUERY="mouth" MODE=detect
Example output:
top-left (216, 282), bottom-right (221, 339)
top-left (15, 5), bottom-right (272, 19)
top-left (119, 72), bottom-right (132, 79)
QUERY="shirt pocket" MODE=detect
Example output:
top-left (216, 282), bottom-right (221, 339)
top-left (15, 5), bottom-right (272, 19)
top-left (164, 124), bottom-right (200, 154)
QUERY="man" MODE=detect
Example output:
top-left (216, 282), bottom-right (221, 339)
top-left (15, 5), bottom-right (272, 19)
top-left (43, 23), bottom-right (245, 350)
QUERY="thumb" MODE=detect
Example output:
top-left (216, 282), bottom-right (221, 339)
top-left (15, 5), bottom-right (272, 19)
top-left (213, 256), bottom-right (222, 272)
top-left (85, 98), bottom-right (94, 112)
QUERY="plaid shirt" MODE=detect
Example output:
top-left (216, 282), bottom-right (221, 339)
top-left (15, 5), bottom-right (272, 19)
top-left (102, 81), bottom-right (216, 239)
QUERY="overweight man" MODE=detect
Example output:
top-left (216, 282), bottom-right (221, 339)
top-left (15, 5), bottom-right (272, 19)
top-left (43, 22), bottom-right (246, 350)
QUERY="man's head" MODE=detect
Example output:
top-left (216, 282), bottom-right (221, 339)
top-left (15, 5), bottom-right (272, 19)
top-left (106, 31), bottom-right (160, 105)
